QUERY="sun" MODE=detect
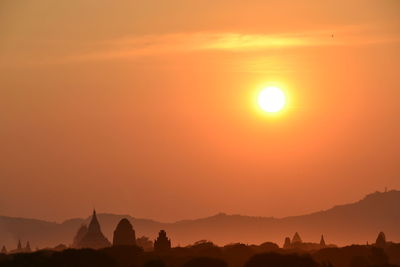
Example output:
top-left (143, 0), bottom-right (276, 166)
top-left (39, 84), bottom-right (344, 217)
top-left (258, 86), bottom-right (286, 113)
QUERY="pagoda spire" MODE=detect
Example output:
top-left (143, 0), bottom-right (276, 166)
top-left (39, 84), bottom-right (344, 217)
top-left (26, 241), bottom-right (31, 252)
top-left (88, 209), bottom-right (101, 233)
top-left (74, 209), bottom-right (111, 249)
top-left (292, 232), bottom-right (302, 244)
top-left (320, 235), bottom-right (326, 247)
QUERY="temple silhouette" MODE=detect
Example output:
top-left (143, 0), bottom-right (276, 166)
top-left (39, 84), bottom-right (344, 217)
top-left (70, 210), bottom-right (174, 251)
top-left (113, 218), bottom-right (136, 246)
top-left (2, 209), bottom-right (399, 267)
top-left (4, 240), bottom-right (32, 254)
top-left (154, 230), bottom-right (172, 252)
top-left (1, 211), bottom-right (394, 254)
top-left (72, 210), bottom-right (111, 249)
top-left (70, 210), bottom-right (172, 251)
top-left (283, 232), bottom-right (331, 250)
top-left (1, 212), bottom-right (399, 267)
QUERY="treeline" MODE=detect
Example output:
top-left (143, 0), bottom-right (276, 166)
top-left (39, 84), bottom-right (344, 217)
top-left (0, 241), bottom-right (399, 267)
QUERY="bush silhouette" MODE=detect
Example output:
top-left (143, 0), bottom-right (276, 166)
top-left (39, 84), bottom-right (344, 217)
top-left (182, 257), bottom-right (228, 267)
top-left (244, 253), bottom-right (319, 267)
top-left (143, 259), bottom-right (166, 267)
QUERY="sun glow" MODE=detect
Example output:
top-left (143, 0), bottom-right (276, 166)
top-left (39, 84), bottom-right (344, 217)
top-left (258, 87), bottom-right (286, 113)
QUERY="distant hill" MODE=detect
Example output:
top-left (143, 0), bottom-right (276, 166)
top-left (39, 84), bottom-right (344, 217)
top-left (0, 190), bottom-right (399, 250)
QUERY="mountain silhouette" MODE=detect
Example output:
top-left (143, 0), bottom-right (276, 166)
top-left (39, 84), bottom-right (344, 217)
top-left (0, 190), bottom-right (399, 249)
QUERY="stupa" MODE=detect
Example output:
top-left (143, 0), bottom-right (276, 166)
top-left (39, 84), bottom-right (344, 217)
top-left (113, 218), bottom-right (136, 246)
top-left (74, 210), bottom-right (111, 249)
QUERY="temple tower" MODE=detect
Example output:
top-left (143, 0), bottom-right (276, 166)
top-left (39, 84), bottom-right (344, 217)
top-left (292, 232), bottom-right (302, 244)
top-left (375, 232), bottom-right (386, 247)
top-left (154, 230), bottom-right (171, 252)
top-left (25, 241), bottom-right (31, 252)
top-left (113, 218), bottom-right (136, 246)
top-left (72, 224), bottom-right (88, 248)
top-left (283, 237), bottom-right (291, 249)
top-left (320, 235), bottom-right (326, 247)
top-left (75, 210), bottom-right (111, 249)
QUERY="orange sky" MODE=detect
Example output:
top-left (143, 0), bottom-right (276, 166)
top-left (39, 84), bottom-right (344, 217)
top-left (0, 0), bottom-right (399, 222)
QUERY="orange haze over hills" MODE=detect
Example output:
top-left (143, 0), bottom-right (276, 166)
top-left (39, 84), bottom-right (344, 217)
top-left (0, 0), bottom-right (400, 223)
top-left (0, 190), bottom-right (399, 249)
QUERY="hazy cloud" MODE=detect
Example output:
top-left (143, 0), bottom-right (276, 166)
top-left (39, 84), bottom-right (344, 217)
top-left (63, 26), bottom-right (399, 63)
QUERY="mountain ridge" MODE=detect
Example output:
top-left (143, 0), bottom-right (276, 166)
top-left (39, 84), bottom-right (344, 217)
top-left (0, 190), bottom-right (399, 249)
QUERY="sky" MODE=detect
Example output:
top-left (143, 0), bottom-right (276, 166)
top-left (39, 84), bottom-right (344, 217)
top-left (0, 0), bottom-right (399, 222)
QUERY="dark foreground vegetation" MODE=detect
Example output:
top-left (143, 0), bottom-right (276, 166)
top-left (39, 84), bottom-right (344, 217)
top-left (0, 242), bottom-right (399, 267)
